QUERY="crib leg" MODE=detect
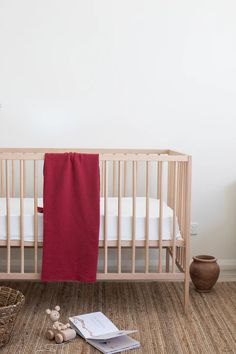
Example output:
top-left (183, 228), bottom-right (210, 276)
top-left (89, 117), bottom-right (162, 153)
top-left (184, 271), bottom-right (190, 314)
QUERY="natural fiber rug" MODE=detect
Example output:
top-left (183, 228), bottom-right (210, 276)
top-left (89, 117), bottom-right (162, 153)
top-left (0, 281), bottom-right (235, 354)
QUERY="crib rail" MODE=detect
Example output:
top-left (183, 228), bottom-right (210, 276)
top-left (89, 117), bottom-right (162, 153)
top-left (0, 149), bottom-right (191, 292)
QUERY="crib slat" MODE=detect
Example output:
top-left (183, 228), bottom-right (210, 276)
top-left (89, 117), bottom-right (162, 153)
top-left (172, 162), bottom-right (177, 273)
top-left (20, 160), bottom-right (24, 273)
top-left (132, 161), bottom-right (137, 273)
top-left (117, 161), bottom-right (122, 273)
top-left (11, 160), bottom-right (15, 197)
top-left (124, 161), bottom-right (127, 197)
top-left (180, 247), bottom-right (183, 268)
top-left (34, 160), bottom-right (38, 273)
top-left (166, 248), bottom-right (170, 272)
top-left (177, 247), bottom-right (179, 265)
top-left (183, 162), bottom-right (187, 247)
top-left (167, 162), bottom-right (171, 206)
top-left (136, 160), bottom-right (138, 191)
top-left (113, 160), bottom-right (117, 196)
top-left (6, 160), bottom-right (11, 273)
top-left (181, 163), bottom-right (185, 234)
top-left (167, 162), bottom-right (174, 208)
top-left (180, 163), bottom-right (184, 235)
top-left (104, 161), bottom-right (108, 274)
top-left (145, 161), bottom-right (150, 273)
top-left (101, 160), bottom-right (104, 197)
top-left (158, 161), bottom-right (163, 273)
top-left (157, 161), bottom-right (161, 199)
top-left (0, 160), bottom-right (4, 197)
top-left (176, 247), bottom-right (180, 264)
top-left (183, 163), bottom-right (187, 241)
top-left (23, 160), bottom-right (26, 197)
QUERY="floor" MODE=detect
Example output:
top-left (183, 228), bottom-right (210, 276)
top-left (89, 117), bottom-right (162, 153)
top-left (0, 281), bottom-right (235, 354)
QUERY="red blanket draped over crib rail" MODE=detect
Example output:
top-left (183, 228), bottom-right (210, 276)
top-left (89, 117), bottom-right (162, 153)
top-left (41, 152), bottom-right (100, 282)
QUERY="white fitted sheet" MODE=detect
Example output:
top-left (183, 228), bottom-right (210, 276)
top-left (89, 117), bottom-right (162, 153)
top-left (0, 197), bottom-right (182, 242)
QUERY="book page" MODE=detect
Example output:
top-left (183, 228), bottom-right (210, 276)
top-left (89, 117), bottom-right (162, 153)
top-left (87, 335), bottom-right (140, 354)
top-left (87, 330), bottom-right (138, 341)
top-left (69, 312), bottom-right (118, 339)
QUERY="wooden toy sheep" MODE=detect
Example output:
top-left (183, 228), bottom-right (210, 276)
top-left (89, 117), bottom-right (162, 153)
top-left (45, 306), bottom-right (76, 344)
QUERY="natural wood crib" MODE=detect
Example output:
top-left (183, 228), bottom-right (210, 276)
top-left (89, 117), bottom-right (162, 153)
top-left (0, 149), bottom-right (191, 312)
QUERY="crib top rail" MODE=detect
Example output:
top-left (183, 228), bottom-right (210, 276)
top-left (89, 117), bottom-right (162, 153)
top-left (0, 148), bottom-right (190, 162)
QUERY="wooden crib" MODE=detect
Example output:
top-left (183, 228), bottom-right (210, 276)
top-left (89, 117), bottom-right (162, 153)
top-left (0, 149), bottom-right (191, 312)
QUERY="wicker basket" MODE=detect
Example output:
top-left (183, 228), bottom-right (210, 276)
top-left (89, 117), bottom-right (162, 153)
top-left (0, 286), bottom-right (25, 348)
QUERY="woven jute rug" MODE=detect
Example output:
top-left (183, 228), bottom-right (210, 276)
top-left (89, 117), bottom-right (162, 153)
top-left (0, 282), bottom-right (235, 354)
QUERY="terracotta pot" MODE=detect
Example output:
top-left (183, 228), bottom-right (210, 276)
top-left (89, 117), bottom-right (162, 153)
top-left (190, 255), bottom-right (220, 292)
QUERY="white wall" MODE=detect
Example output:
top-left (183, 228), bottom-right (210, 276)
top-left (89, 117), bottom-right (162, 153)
top-left (0, 0), bottom-right (236, 264)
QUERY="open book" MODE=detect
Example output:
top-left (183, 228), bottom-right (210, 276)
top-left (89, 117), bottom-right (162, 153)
top-left (69, 311), bottom-right (140, 353)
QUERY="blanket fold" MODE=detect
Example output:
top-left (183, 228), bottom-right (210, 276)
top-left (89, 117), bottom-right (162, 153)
top-left (41, 152), bottom-right (100, 282)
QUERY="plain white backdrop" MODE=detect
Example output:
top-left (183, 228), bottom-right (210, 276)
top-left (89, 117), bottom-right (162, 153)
top-left (0, 0), bottom-right (236, 265)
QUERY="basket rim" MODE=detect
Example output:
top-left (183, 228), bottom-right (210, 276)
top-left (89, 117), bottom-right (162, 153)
top-left (0, 286), bottom-right (25, 311)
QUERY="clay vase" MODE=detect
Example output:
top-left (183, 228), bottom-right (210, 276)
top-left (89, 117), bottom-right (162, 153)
top-left (190, 255), bottom-right (220, 292)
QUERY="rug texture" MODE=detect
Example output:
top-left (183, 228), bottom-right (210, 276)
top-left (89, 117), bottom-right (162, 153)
top-left (0, 282), bottom-right (235, 354)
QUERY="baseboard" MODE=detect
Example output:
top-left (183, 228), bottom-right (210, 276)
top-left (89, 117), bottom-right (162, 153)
top-left (217, 259), bottom-right (236, 281)
top-left (218, 259), bottom-right (236, 269)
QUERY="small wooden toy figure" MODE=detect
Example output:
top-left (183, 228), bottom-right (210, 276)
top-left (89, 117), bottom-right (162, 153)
top-left (45, 306), bottom-right (76, 344)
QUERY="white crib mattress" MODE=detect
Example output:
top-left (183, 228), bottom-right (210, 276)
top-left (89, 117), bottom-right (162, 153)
top-left (0, 197), bottom-right (181, 242)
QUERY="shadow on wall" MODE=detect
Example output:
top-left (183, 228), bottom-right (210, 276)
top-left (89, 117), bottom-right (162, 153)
top-left (0, 248), bottom-right (171, 274)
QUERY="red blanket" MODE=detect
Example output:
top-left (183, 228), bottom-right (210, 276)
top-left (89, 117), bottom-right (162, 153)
top-left (41, 153), bottom-right (100, 282)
